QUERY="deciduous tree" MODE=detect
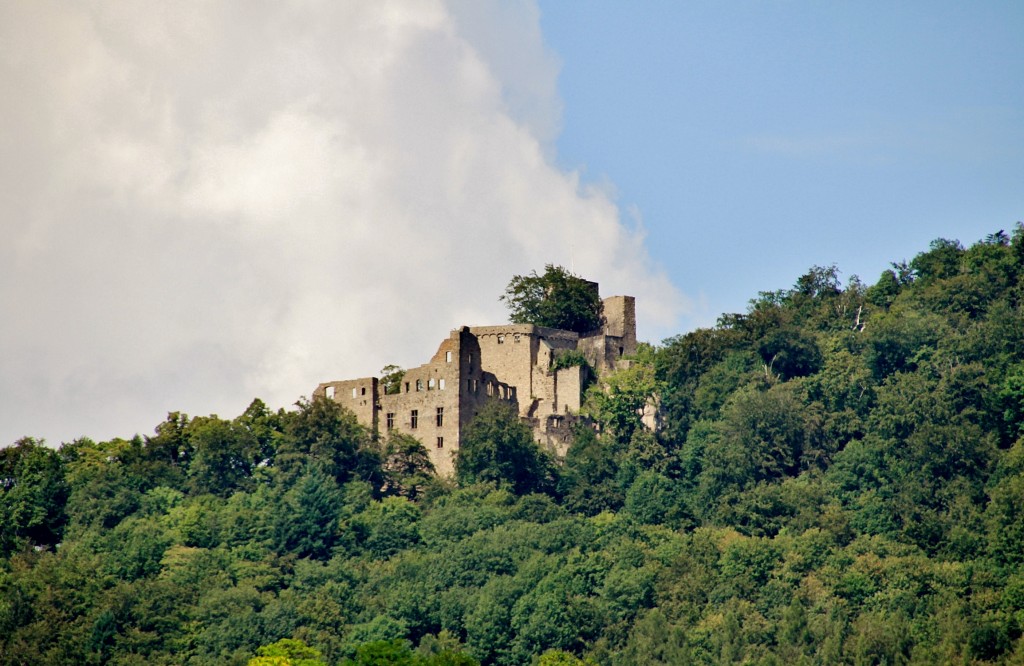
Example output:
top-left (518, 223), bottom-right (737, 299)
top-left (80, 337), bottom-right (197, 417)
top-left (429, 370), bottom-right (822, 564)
top-left (501, 265), bottom-right (603, 333)
top-left (455, 402), bottom-right (557, 495)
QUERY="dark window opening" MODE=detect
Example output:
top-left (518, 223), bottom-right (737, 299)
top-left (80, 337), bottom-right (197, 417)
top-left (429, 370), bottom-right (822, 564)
top-left (411, 410), bottom-right (418, 429)
top-left (386, 412), bottom-right (395, 430)
top-left (436, 407), bottom-right (444, 427)
top-left (436, 437), bottom-right (444, 448)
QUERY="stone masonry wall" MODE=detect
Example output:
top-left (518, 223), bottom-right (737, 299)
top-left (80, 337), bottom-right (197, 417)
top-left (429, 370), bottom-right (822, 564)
top-left (315, 289), bottom-right (636, 477)
top-left (377, 333), bottom-right (464, 476)
top-left (313, 377), bottom-right (379, 433)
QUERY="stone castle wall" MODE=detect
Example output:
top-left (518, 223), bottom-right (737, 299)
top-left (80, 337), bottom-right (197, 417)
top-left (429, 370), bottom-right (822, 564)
top-left (314, 377), bottom-right (379, 434)
top-left (315, 292), bottom-right (637, 475)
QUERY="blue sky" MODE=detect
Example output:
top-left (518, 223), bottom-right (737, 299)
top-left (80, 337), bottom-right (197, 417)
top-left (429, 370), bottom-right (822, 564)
top-left (539, 1), bottom-right (1024, 324)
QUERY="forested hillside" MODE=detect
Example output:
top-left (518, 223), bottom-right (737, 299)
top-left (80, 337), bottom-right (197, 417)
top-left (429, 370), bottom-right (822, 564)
top-left (4, 228), bottom-right (1024, 665)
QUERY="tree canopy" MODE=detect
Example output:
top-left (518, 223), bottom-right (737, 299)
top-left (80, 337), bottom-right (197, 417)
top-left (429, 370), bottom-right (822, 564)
top-left (500, 265), bottom-right (604, 333)
top-left (4, 226), bottom-right (1024, 664)
top-left (455, 401), bottom-right (556, 495)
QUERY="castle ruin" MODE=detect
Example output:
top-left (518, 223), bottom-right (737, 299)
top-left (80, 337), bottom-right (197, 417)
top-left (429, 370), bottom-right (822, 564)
top-left (313, 292), bottom-right (636, 476)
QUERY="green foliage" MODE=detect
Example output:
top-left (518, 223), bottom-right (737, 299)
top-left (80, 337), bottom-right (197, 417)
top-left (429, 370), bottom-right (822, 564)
top-left (381, 365), bottom-right (406, 396)
top-left (280, 395), bottom-right (375, 486)
top-left (501, 265), bottom-right (604, 333)
top-left (537, 649), bottom-right (597, 665)
top-left (5, 228), bottom-right (1024, 665)
top-left (381, 433), bottom-right (437, 501)
top-left (557, 427), bottom-right (624, 516)
top-left (0, 438), bottom-right (68, 556)
top-left (61, 437), bottom-right (146, 531)
top-left (691, 350), bottom-right (759, 421)
top-left (551, 349), bottom-right (590, 372)
top-left (584, 361), bottom-right (659, 447)
top-left (863, 306), bottom-right (945, 380)
top-left (865, 267), bottom-right (903, 307)
top-left (455, 401), bottom-right (557, 495)
top-left (999, 363), bottom-right (1024, 440)
top-left (697, 384), bottom-right (812, 516)
top-left (274, 465), bottom-right (344, 559)
top-left (351, 496), bottom-right (422, 558)
top-left (343, 639), bottom-right (416, 665)
top-left (910, 237), bottom-right (964, 283)
top-left (250, 638), bottom-right (327, 665)
top-left (623, 471), bottom-right (686, 527)
top-left (340, 637), bottom-right (479, 665)
top-left (613, 608), bottom-right (690, 665)
top-left (186, 415), bottom-right (261, 497)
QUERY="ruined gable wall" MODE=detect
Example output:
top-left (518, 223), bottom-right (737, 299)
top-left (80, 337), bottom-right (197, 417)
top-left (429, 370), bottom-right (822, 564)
top-left (378, 332), bottom-right (463, 476)
top-left (314, 377), bottom-right (379, 433)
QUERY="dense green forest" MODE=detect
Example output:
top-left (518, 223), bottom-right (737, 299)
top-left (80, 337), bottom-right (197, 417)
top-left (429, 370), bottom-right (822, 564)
top-left (4, 228), bottom-right (1024, 665)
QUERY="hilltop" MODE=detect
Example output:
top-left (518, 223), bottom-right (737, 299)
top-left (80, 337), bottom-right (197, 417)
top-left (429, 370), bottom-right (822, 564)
top-left (3, 226), bottom-right (1024, 665)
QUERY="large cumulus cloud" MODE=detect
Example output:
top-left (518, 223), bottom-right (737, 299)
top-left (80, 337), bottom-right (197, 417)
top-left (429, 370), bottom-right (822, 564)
top-left (0, 0), bottom-right (686, 446)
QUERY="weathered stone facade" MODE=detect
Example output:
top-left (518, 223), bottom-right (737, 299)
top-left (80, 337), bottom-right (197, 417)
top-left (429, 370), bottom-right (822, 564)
top-left (314, 293), bottom-right (636, 476)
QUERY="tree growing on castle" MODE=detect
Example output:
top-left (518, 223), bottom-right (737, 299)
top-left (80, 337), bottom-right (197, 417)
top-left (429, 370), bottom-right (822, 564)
top-left (380, 364), bottom-right (406, 395)
top-left (501, 265), bottom-right (604, 334)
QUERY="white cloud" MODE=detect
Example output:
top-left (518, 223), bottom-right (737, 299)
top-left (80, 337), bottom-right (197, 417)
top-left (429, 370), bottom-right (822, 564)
top-left (0, 0), bottom-right (686, 446)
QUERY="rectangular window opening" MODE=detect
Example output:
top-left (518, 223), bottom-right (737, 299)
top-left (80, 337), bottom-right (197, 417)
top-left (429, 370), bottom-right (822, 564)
top-left (386, 412), bottom-right (395, 430)
top-left (436, 436), bottom-right (444, 449)
top-left (411, 410), bottom-right (418, 429)
top-left (436, 407), bottom-right (444, 427)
